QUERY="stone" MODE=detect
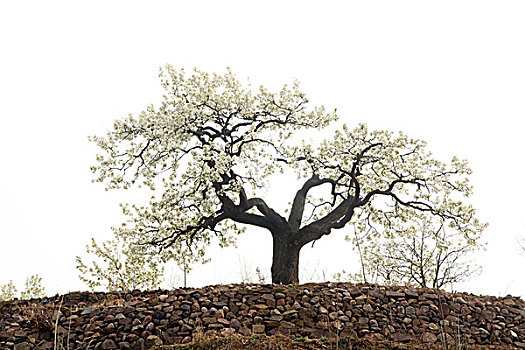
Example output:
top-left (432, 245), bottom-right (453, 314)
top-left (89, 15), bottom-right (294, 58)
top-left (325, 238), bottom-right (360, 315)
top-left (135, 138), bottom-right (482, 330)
top-left (455, 296), bottom-right (467, 304)
top-left (358, 317), bottom-right (369, 325)
top-left (252, 324), bottom-right (265, 334)
top-left (270, 314), bottom-right (283, 321)
top-left (180, 303), bottom-right (191, 311)
top-left (392, 332), bottom-right (412, 342)
top-left (145, 335), bottom-right (163, 347)
top-left (275, 293), bottom-right (285, 299)
top-left (118, 342), bottom-right (131, 350)
top-left (428, 323), bottom-right (440, 331)
top-left (14, 329), bottom-right (28, 337)
top-left (217, 318), bottom-right (230, 325)
top-left (13, 342), bottom-right (31, 350)
top-left (81, 306), bottom-right (95, 315)
top-left (405, 306), bottom-right (416, 315)
top-left (482, 310), bottom-right (495, 321)
top-left (386, 291), bottom-right (405, 298)
top-left (153, 310), bottom-right (165, 319)
top-left (406, 288), bottom-right (419, 298)
top-left (422, 332), bottom-right (437, 343)
top-left (230, 319), bottom-right (241, 329)
top-left (101, 339), bottom-right (118, 349)
top-left (145, 322), bottom-right (154, 331)
top-left (363, 304), bottom-right (374, 312)
top-left (221, 328), bottom-right (235, 336)
top-left (115, 313), bottom-right (126, 320)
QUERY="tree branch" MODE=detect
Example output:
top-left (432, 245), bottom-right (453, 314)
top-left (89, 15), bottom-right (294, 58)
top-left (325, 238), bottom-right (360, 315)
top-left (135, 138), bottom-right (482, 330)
top-left (288, 174), bottom-right (337, 232)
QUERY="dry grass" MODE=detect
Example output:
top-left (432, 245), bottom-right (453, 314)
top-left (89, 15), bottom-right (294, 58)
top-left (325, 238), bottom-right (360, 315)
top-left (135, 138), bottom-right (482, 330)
top-left (152, 333), bottom-right (514, 350)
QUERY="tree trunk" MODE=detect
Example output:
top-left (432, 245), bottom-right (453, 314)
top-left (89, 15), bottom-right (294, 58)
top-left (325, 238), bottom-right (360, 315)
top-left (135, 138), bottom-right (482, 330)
top-left (271, 234), bottom-right (301, 284)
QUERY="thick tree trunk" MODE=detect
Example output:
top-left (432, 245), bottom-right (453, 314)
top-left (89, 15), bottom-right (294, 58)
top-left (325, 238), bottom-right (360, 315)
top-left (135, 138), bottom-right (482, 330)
top-left (271, 234), bottom-right (301, 284)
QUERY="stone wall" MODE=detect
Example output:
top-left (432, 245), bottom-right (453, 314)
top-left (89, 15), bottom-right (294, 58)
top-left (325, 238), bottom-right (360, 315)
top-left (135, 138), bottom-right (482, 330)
top-left (1, 282), bottom-right (524, 349)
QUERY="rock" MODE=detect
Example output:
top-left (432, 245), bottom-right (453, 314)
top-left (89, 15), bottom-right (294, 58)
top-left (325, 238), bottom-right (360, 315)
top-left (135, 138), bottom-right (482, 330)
top-left (190, 291), bottom-right (202, 299)
top-left (145, 335), bottom-right (163, 347)
top-left (428, 323), bottom-right (440, 331)
top-left (153, 310), bottom-right (165, 319)
top-left (422, 332), bottom-right (437, 343)
top-left (14, 342), bottom-right (31, 350)
top-left (338, 315), bottom-right (350, 322)
top-left (221, 328), bottom-right (236, 336)
top-left (180, 303), bottom-right (191, 311)
top-left (358, 317), bottom-right (369, 325)
top-left (118, 342), bottom-right (131, 350)
top-left (392, 332), bottom-right (412, 342)
top-left (405, 306), bottom-right (416, 315)
top-left (275, 293), bottom-right (285, 299)
top-left (115, 313), bottom-right (126, 320)
top-left (386, 291), bottom-right (405, 298)
top-left (455, 296), bottom-right (467, 304)
top-left (217, 318), bottom-right (230, 325)
top-left (270, 314), bottom-right (283, 321)
top-left (482, 310), bottom-right (495, 321)
top-left (406, 288), bottom-right (419, 298)
top-left (252, 324), bottom-right (265, 334)
top-left (230, 319), bottom-right (241, 329)
top-left (363, 304), bottom-right (374, 312)
top-left (101, 339), bottom-right (118, 349)
top-left (81, 306), bottom-right (95, 315)
top-left (439, 333), bottom-right (455, 345)
top-left (14, 329), bottom-right (28, 337)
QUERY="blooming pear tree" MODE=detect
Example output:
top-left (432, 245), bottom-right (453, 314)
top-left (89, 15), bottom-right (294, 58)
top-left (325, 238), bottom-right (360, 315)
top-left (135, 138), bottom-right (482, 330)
top-left (90, 66), bottom-right (485, 284)
top-left (20, 274), bottom-right (46, 300)
top-left (76, 236), bottom-right (164, 292)
top-left (0, 280), bottom-right (17, 301)
top-left (0, 275), bottom-right (46, 301)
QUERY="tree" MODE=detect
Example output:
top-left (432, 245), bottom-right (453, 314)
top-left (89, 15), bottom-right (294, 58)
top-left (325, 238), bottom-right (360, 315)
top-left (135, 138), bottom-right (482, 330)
top-left (0, 275), bottom-right (46, 301)
top-left (76, 236), bottom-right (164, 292)
top-left (90, 66), bottom-right (485, 284)
top-left (20, 274), bottom-right (46, 300)
top-left (0, 280), bottom-right (17, 301)
top-left (344, 211), bottom-right (483, 288)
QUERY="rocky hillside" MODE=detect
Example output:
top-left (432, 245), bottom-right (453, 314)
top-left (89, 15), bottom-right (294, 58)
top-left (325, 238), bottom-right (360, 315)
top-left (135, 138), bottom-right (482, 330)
top-left (1, 282), bottom-right (524, 349)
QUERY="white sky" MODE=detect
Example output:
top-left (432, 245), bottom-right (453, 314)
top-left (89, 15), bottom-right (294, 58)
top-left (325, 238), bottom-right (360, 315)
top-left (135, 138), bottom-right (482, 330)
top-left (1, 1), bottom-right (524, 298)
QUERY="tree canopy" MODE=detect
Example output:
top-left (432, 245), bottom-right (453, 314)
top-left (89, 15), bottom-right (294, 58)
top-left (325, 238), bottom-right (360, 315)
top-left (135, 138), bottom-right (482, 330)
top-left (90, 66), bottom-right (485, 284)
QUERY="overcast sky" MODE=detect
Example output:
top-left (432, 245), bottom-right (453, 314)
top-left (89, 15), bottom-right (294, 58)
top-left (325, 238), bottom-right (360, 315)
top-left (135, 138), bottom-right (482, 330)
top-left (1, 1), bottom-right (524, 298)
